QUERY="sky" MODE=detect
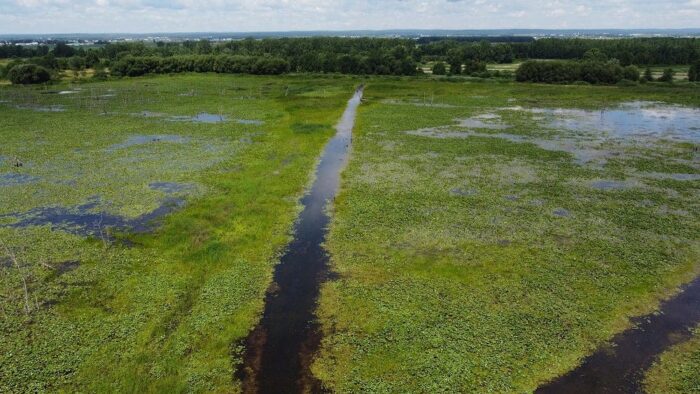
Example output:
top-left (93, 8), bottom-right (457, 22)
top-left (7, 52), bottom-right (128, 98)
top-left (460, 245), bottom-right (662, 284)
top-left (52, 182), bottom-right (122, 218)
top-left (0, 0), bottom-right (699, 34)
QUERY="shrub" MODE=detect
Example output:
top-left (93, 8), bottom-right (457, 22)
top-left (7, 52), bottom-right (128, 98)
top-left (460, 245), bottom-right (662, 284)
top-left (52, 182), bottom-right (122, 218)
top-left (658, 68), bottom-right (674, 83)
top-left (622, 65), bottom-right (640, 81)
top-left (516, 60), bottom-right (625, 85)
top-left (643, 67), bottom-right (654, 81)
top-left (616, 79), bottom-right (638, 87)
top-left (432, 62), bottom-right (446, 75)
top-left (688, 62), bottom-right (700, 82)
top-left (111, 55), bottom-right (291, 77)
top-left (7, 64), bottom-right (52, 84)
top-left (92, 69), bottom-right (108, 80)
top-left (463, 60), bottom-right (487, 75)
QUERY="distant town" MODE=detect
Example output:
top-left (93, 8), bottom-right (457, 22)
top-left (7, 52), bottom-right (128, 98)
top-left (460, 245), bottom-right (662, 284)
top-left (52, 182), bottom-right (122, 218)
top-left (2, 28), bottom-right (700, 46)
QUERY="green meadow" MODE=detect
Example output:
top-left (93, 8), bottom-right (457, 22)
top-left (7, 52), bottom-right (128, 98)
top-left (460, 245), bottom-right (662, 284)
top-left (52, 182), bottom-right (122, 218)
top-left (0, 74), bottom-right (358, 392)
top-left (314, 81), bottom-right (700, 392)
top-left (1, 74), bottom-right (699, 393)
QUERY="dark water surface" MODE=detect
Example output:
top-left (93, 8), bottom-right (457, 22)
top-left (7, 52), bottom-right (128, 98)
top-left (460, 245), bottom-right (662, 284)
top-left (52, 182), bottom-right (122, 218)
top-left (537, 276), bottom-right (700, 394)
top-left (0, 196), bottom-right (186, 238)
top-left (237, 87), bottom-right (363, 394)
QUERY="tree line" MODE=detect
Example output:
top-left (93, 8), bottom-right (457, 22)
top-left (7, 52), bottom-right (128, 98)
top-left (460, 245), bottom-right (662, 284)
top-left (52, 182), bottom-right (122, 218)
top-left (110, 55), bottom-right (291, 76)
top-left (1, 36), bottom-right (699, 83)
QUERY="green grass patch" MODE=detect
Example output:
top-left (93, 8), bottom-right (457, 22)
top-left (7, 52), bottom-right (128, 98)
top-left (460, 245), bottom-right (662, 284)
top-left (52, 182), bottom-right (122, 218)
top-left (314, 79), bottom-right (700, 392)
top-left (0, 73), bottom-right (359, 392)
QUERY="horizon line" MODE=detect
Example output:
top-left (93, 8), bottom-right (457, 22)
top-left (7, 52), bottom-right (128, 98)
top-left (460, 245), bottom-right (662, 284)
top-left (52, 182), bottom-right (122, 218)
top-left (2, 27), bottom-right (700, 37)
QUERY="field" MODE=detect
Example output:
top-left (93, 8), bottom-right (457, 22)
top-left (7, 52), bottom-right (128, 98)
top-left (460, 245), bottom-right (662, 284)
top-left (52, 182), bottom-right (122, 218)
top-left (645, 326), bottom-right (700, 393)
top-left (1, 74), bottom-right (699, 393)
top-left (314, 80), bottom-right (700, 392)
top-left (0, 73), bottom-right (358, 392)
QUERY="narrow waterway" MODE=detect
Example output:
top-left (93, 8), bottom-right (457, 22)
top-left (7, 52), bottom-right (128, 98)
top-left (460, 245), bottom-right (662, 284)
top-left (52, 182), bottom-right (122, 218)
top-left (537, 276), bottom-right (700, 393)
top-left (237, 87), bottom-right (363, 394)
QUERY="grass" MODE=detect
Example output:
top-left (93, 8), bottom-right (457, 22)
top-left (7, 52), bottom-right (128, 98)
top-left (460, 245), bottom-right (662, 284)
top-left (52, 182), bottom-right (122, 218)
top-left (1, 74), bottom-right (699, 392)
top-left (314, 80), bottom-right (700, 392)
top-left (0, 73), bottom-right (358, 392)
top-left (645, 326), bottom-right (700, 393)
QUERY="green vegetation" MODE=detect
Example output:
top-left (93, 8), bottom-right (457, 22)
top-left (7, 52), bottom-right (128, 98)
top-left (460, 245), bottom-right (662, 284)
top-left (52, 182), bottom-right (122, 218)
top-left (431, 62), bottom-right (446, 75)
top-left (659, 68), bottom-right (675, 83)
top-left (2, 36), bottom-right (699, 80)
top-left (0, 73), bottom-right (358, 391)
top-left (314, 80), bottom-right (700, 392)
top-left (6, 64), bottom-right (51, 84)
top-left (516, 60), bottom-right (634, 84)
top-left (111, 55), bottom-right (292, 77)
top-left (690, 61), bottom-right (700, 82)
top-left (1, 68), bottom-right (699, 392)
top-left (645, 327), bottom-right (700, 393)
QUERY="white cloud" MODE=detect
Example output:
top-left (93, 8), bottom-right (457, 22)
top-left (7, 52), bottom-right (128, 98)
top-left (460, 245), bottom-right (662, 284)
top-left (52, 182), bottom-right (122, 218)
top-left (0, 0), bottom-right (698, 34)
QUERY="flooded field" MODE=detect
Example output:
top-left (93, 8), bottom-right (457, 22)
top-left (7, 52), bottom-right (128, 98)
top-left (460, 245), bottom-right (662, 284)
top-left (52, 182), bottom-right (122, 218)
top-left (1, 75), bottom-right (698, 393)
top-left (315, 81), bottom-right (699, 393)
top-left (0, 74), bottom-right (360, 392)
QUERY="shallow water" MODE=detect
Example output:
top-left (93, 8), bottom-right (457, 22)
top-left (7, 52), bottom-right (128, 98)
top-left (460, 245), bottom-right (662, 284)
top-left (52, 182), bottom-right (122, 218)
top-left (107, 135), bottom-right (189, 151)
top-left (451, 187), bottom-right (478, 197)
top-left (457, 114), bottom-right (510, 130)
top-left (382, 99), bottom-right (458, 108)
top-left (168, 112), bottom-right (228, 123)
top-left (149, 181), bottom-right (195, 194)
top-left (235, 119), bottom-right (265, 125)
top-left (238, 87), bottom-right (363, 394)
top-left (0, 173), bottom-right (39, 187)
top-left (553, 208), bottom-right (571, 217)
top-left (516, 101), bottom-right (700, 142)
top-left (537, 276), bottom-right (700, 394)
top-left (0, 196), bottom-right (186, 238)
top-left (15, 105), bottom-right (65, 113)
top-left (643, 172), bottom-right (700, 181)
top-left (590, 180), bottom-right (629, 190)
top-left (404, 103), bottom-right (697, 167)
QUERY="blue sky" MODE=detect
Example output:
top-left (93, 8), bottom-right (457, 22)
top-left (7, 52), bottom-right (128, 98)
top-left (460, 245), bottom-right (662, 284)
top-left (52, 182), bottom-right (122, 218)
top-left (0, 0), bottom-right (698, 34)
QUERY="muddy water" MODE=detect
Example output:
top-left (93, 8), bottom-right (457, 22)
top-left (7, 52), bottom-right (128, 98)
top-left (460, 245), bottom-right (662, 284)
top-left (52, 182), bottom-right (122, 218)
top-left (237, 87), bottom-right (363, 393)
top-left (537, 276), bottom-right (700, 393)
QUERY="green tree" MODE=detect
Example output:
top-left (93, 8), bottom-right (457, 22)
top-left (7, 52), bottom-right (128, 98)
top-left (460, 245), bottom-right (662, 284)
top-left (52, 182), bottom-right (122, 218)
top-left (622, 65), bottom-right (640, 81)
top-left (7, 64), bottom-right (52, 84)
top-left (446, 48), bottom-right (462, 75)
top-left (583, 48), bottom-right (608, 62)
top-left (463, 60), bottom-right (487, 75)
top-left (68, 56), bottom-right (86, 72)
top-left (51, 42), bottom-right (75, 58)
top-left (658, 68), bottom-right (674, 82)
top-left (432, 62), bottom-right (446, 75)
top-left (643, 67), bottom-right (654, 81)
top-left (688, 62), bottom-right (700, 82)
top-left (85, 51), bottom-right (100, 68)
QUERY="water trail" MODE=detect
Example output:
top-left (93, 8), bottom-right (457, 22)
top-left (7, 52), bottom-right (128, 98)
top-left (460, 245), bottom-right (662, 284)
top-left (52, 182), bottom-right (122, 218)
top-left (537, 276), bottom-right (700, 393)
top-left (238, 87), bottom-right (364, 393)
